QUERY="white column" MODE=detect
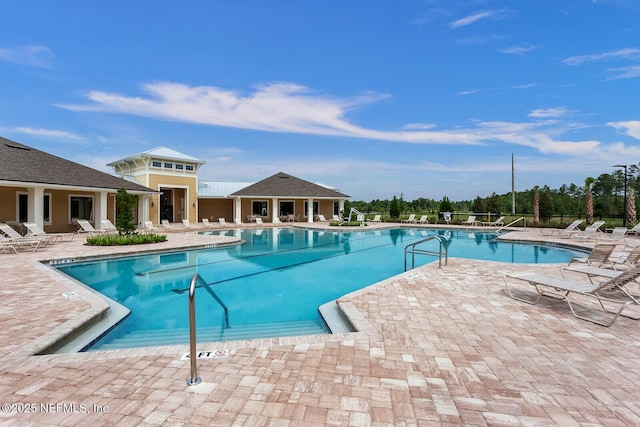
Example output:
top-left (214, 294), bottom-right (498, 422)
top-left (27, 187), bottom-right (45, 228)
top-left (94, 191), bottom-right (108, 230)
top-left (234, 197), bottom-right (242, 224)
top-left (271, 198), bottom-right (279, 222)
top-left (140, 195), bottom-right (150, 226)
top-left (307, 198), bottom-right (314, 222)
top-left (338, 199), bottom-right (345, 217)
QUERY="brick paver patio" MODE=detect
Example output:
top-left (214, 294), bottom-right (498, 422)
top-left (1, 224), bottom-right (639, 425)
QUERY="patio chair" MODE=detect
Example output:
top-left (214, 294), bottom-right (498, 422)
top-left (75, 219), bottom-right (106, 234)
top-left (568, 243), bottom-right (617, 268)
top-left (317, 215), bottom-right (330, 222)
top-left (481, 216), bottom-right (505, 227)
top-left (417, 215), bottom-right (429, 224)
top-left (0, 233), bottom-right (43, 253)
top-left (369, 214), bottom-right (382, 223)
top-left (554, 219), bottom-right (585, 238)
top-left (160, 219), bottom-right (173, 229)
top-left (255, 217), bottom-right (264, 225)
top-left (462, 215), bottom-right (478, 226)
top-left (218, 218), bottom-right (227, 226)
top-left (573, 221), bottom-right (606, 241)
top-left (503, 266), bottom-right (640, 326)
top-left (401, 214), bottom-right (416, 223)
top-left (0, 223), bottom-right (26, 240)
top-left (626, 223), bottom-right (640, 236)
top-left (601, 227), bottom-right (628, 243)
top-left (101, 219), bottom-right (119, 233)
top-left (24, 222), bottom-right (75, 242)
top-left (202, 218), bottom-right (212, 227)
top-left (182, 219), bottom-right (193, 228)
top-left (609, 245), bottom-right (640, 269)
top-left (273, 217), bottom-right (282, 225)
top-left (143, 221), bottom-right (157, 232)
top-left (332, 215), bottom-right (343, 223)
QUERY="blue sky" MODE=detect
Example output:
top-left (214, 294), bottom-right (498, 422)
top-left (1, 1), bottom-right (639, 201)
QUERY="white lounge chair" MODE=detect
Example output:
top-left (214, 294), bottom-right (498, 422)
top-left (503, 266), bottom-right (640, 327)
top-left (481, 216), bottom-right (505, 227)
top-left (369, 215), bottom-right (382, 223)
top-left (417, 215), bottom-right (429, 224)
top-left (202, 218), bottom-right (212, 227)
top-left (143, 221), bottom-right (157, 232)
top-left (182, 219), bottom-right (193, 228)
top-left (317, 215), bottom-right (330, 222)
top-left (160, 219), bottom-right (173, 229)
top-left (555, 219), bottom-right (585, 238)
top-left (568, 243), bottom-right (616, 268)
top-left (75, 219), bottom-right (106, 234)
top-left (101, 219), bottom-right (119, 233)
top-left (462, 215), bottom-right (478, 226)
top-left (573, 221), bottom-right (605, 241)
top-left (255, 217), bottom-right (264, 225)
top-left (219, 218), bottom-right (227, 226)
top-left (401, 214), bottom-right (416, 224)
top-left (24, 222), bottom-right (74, 242)
top-left (626, 223), bottom-right (640, 236)
top-left (332, 215), bottom-right (343, 223)
top-left (0, 234), bottom-right (43, 253)
top-left (601, 227), bottom-right (628, 243)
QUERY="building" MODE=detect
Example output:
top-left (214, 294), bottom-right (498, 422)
top-left (0, 137), bottom-right (350, 233)
top-left (0, 137), bottom-right (155, 233)
top-left (109, 147), bottom-right (350, 224)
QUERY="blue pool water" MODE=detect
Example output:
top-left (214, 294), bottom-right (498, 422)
top-left (56, 228), bottom-right (580, 350)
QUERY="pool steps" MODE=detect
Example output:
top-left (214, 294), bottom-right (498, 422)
top-left (93, 319), bottom-right (326, 350)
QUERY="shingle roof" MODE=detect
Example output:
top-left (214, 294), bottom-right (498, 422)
top-left (0, 137), bottom-right (154, 193)
top-left (230, 172), bottom-right (349, 198)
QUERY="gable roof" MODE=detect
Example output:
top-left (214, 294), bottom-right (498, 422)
top-left (107, 146), bottom-right (206, 166)
top-left (230, 172), bottom-right (349, 199)
top-left (198, 181), bottom-right (255, 198)
top-left (0, 137), bottom-right (154, 193)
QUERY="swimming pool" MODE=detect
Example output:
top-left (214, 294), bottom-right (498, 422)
top-left (56, 227), bottom-right (581, 351)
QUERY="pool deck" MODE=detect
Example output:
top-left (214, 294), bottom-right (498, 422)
top-left (1, 223), bottom-right (640, 425)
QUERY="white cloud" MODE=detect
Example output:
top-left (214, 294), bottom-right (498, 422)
top-left (58, 81), bottom-right (602, 156)
top-left (604, 65), bottom-right (640, 80)
top-left (498, 44), bottom-right (539, 55)
top-left (8, 127), bottom-right (82, 140)
top-left (528, 107), bottom-right (567, 118)
top-left (607, 121), bottom-right (640, 139)
top-left (450, 11), bottom-right (496, 28)
top-left (0, 45), bottom-right (54, 68)
top-left (561, 47), bottom-right (640, 65)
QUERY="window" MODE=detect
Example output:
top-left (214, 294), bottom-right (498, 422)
top-left (152, 161), bottom-right (162, 168)
top-left (303, 201), bottom-right (319, 216)
top-left (279, 201), bottom-right (294, 216)
top-left (185, 165), bottom-right (194, 171)
top-left (175, 164), bottom-right (184, 170)
top-left (164, 162), bottom-right (173, 169)
top-left (70, 196), bottom-right (94, 221)
top-left (17, 193), bottom-right (51, 224)
top-left (252, 201), bottom-right (268, 216)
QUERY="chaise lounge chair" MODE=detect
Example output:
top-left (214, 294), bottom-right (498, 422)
top-left (568, 243), bottom-right (617, 268)
top-left (462, 215), bottom-right (478, 226)
top-left (553, 219), bottom-right (585, 238)
top-left (24, 222), bottom-right (75, 242)
top-left (601, 227), bottom-right (628, 243)
top-left (574, 221), bottom-right (605, 240)
top-left (626, 223), bottom-right (640, 236)
top-left (503, 266), bottom-right (640, 326)
top-left (75, 219), bottom-right (107, 234)
top-left (481, 216), bottom-right (505, 227)
top-left (369, 215), bottom-right (382, 223)
top-left (417, 215), bottom-right (429, 224)
top-left (401, 214), bottom-right (416, 224)
top-left (143, 221), bottom-right (158, 232)
top-left (182, 219), bottom-right (193, 228)
top-left (101, 219), bottom-right (119, 233)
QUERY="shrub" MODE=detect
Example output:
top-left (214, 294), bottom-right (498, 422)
top-left (86, 233), bottom-right (167, 246)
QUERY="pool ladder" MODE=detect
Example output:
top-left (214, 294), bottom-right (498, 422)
top-left (404, 235), bottom-right (449, 271)
top-left (187, 273), bottom-right (229, 386)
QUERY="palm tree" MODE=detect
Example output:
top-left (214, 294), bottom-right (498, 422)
top-left (533, 186), bottom-right (540, 224)
top-left (585, 177), bottom-right (595, 225)
top-left (626, 188), bottom-right (637, 226)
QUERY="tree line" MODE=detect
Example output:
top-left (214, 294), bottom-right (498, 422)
top-left (345, 165), bottom-right (640, 225)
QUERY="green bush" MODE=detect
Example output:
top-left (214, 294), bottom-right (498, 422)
top-left (330, 221), bottom-right (367, 227)
top-left (86, 233), bottom-right (167, 246)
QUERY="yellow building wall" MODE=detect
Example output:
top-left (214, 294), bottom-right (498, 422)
top-left (198, 199), bottom-right (234, 222)
top-left (0, 187), bottom-right (18, 224)
top-left (144, 173), bottom-right (198, 224)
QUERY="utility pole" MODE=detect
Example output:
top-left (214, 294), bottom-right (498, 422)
top-left (511, 153), bottom-right (516, 215)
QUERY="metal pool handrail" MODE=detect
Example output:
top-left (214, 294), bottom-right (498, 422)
top-left (187, 273), bottom-right (229, 386)
top-left (404, 235), bottom-right (449, 270)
